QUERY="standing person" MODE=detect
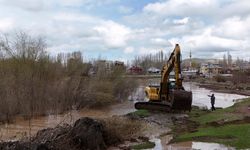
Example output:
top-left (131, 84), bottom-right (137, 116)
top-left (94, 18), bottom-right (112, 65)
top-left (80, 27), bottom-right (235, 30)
top-left (208, 94), bottom-right (216, 111)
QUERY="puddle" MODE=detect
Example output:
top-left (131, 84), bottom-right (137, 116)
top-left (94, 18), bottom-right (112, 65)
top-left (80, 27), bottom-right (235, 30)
top-left (151, 135), bottom-right (235, 150)
top-left (166, 141), bottom-right (235, 150)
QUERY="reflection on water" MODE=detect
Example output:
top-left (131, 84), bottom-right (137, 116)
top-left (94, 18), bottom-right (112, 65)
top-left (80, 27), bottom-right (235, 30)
top-left (130, 82), bottom-right (248, 109)
top-left (166, 141), bottom-right (235, 150)
top-left (152, 136), bottom-right (235, 150)
top-left (183, 82), bottom-right (248, 109)
top-left (128, 85), bottom-right (146, 101)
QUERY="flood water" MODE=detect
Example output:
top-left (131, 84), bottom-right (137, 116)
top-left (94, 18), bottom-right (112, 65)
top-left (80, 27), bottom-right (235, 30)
top-left (183, 82), bottom-right (248, 109)
top-left (131, 82), bottom-right (248, 109)
top-left (0, 81), bottom-right (248, 147)
top-left (0, 101), bottom-right (135, 141)
top-left (151, 135), bottom-right (235, 150)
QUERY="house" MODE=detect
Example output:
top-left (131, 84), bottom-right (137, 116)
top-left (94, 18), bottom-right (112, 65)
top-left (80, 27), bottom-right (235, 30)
top-left (200, 63), bottom-right (222, 77)
top-left (147, 67), bottom-right (161, 74)
top-left (128, 66), bottom-right (143, 74)
top-left (183, 69), bottom-right (198, 78)
top-left (232, 62), bottom-right (250, 71)
top-left (114, 61), bottom-right (124, 67)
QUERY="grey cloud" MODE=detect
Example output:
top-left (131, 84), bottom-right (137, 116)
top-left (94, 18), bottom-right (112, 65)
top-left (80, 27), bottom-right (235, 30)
top-left (1, 0), bottom-right (250, 60)
top-left (221, 0), bottom-right (250, 18)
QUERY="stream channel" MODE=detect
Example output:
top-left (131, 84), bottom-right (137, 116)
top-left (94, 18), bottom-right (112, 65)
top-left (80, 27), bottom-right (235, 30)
top-left (0, 82), bottom-right (248, 149)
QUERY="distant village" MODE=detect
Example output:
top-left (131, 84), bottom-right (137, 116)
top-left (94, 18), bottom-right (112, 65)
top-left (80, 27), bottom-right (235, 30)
top-left (89, 51), bottom-right (250, 79)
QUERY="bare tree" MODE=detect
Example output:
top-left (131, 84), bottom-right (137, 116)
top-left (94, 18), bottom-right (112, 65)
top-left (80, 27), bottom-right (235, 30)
top-left (0, 31), bottom-right (46, 60)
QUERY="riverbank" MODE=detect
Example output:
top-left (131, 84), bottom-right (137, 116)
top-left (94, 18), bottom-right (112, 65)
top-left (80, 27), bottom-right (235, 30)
top-left (0, 111), bottom-right (178, 150)
top-left (0, 101), bottom-right (136, 141)
top-left (193, 77), bottom-right (250, 96)
top-left (0, 117), bottom-right (146, 150)
top-left (1, 98), bottom-right (249, 149)
top-left (1, 81), bottom-right (249, 149)
top-left (171, 98), bottom-right (250, 149)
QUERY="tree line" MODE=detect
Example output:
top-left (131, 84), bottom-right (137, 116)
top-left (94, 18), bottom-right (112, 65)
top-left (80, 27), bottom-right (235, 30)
top-left (0, 32), bottom-right (137, 123)
top-left (131, 51), bottom-right (170, 72)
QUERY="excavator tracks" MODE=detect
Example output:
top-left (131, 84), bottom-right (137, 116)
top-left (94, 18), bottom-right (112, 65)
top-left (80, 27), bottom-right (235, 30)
top-left (135, 90), bottom-right (192, 112)
top-left (134, 102), bottom-right (171, 112)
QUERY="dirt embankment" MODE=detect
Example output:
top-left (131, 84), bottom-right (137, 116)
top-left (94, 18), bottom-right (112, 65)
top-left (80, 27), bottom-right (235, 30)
top-left (0, 117), bottom-right (111, 150)
top-left (196, 80), bottom-right (250, 96)
top-left (170, 99), bottom-right (250, 149)
top-left (0, 110), bottom-right (189, 150)
top-left (0, 115), bottom-right (151, 150)
top-left (0, 116), bottom-right (147, 150)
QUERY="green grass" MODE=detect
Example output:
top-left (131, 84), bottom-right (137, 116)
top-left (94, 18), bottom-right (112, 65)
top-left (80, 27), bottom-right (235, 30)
top-left (173, 98), bottom-right (250, 149)
top-left (190, 98), bottom-right (250, 125)
top-left (130, 109), bottom-right (150, 117)
top-left (130, 141), bottom-right (155, 149)
top-left (192, 111), bottom-right (241, 125)
top-left (175, 124), bottom-right (250, 149)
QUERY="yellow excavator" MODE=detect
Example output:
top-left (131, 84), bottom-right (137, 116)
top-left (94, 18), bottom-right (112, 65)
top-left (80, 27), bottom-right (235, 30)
top-left (135, 44), bottom-right (192, 112)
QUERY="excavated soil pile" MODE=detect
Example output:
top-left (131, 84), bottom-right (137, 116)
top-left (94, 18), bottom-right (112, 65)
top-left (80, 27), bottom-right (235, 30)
top-left (0, 117), bottom-right (119, 150)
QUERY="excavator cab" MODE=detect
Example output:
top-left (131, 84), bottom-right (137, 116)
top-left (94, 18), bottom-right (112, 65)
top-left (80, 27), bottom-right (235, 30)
top-left (168, 79), bottom-right (176, 89)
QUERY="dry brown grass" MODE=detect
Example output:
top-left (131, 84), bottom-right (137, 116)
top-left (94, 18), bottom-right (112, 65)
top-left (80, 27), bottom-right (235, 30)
top-left (102, 116), bottom-right (144, 145)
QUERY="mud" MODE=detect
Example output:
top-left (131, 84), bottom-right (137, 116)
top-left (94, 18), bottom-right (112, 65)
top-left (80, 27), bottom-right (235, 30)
top-left (1, 81), bottom-right (249, 149)
top-left (0, 101), bottom-right (135, 141)
top-left (126, 111), bottom-right (191, 148)
top-left (170, 115), bottom-right (199, 138)
top-left (0, 117), bottom-right (120, 150)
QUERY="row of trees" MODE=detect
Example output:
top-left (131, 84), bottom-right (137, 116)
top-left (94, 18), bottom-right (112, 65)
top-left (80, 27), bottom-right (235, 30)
top-left (132, 51), bottom-right (170, 72)
top-left (0, 32), bottom-right (137, 123)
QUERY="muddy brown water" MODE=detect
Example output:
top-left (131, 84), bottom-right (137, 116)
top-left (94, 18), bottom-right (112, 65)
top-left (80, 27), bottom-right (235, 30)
top-left (0, 82), bottom-right (248, 149)
top-left (0, 101), bottom-right (135, 141)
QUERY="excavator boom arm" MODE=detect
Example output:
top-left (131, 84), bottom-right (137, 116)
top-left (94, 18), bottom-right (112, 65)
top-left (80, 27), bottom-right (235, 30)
top-left (159, 44), bottom-right (183, 100)
top-left (135, 44), bottom-right (192, 112)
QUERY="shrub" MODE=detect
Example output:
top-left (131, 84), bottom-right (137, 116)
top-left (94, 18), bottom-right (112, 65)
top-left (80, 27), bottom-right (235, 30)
top-left (0, 32), bottom-right (139, 122)
top-left (214, 75), bottom-right (226, 82)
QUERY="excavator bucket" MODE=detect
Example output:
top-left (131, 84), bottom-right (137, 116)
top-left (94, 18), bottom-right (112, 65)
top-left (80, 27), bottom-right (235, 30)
top-left (135, 90), bottom-right (192, 112)
top-left (170, 90), bottom-right (192, 111)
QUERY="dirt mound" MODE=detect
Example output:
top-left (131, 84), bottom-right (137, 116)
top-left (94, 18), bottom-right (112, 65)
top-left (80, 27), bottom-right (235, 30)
top-left (0, 117), bottom-right (118, 150)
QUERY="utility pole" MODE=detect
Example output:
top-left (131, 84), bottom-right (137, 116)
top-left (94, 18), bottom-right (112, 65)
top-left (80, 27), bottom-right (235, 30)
top-left (189, 50), bottom-right (192, 70)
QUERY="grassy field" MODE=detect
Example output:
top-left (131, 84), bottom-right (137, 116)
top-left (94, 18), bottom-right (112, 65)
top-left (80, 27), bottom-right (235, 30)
top-left (176, 124), bottom-right (250, 149)
top-left (174, 98), bottom-right (250, 149)
top-left (130, 141), bottom-right (155, 149)
top-left (129, 109), bottom-right (150, 117)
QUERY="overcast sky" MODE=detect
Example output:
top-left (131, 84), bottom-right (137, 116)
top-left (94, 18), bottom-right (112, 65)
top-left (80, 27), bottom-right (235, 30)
top-left (0, 0), bottom-right (250, 61)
